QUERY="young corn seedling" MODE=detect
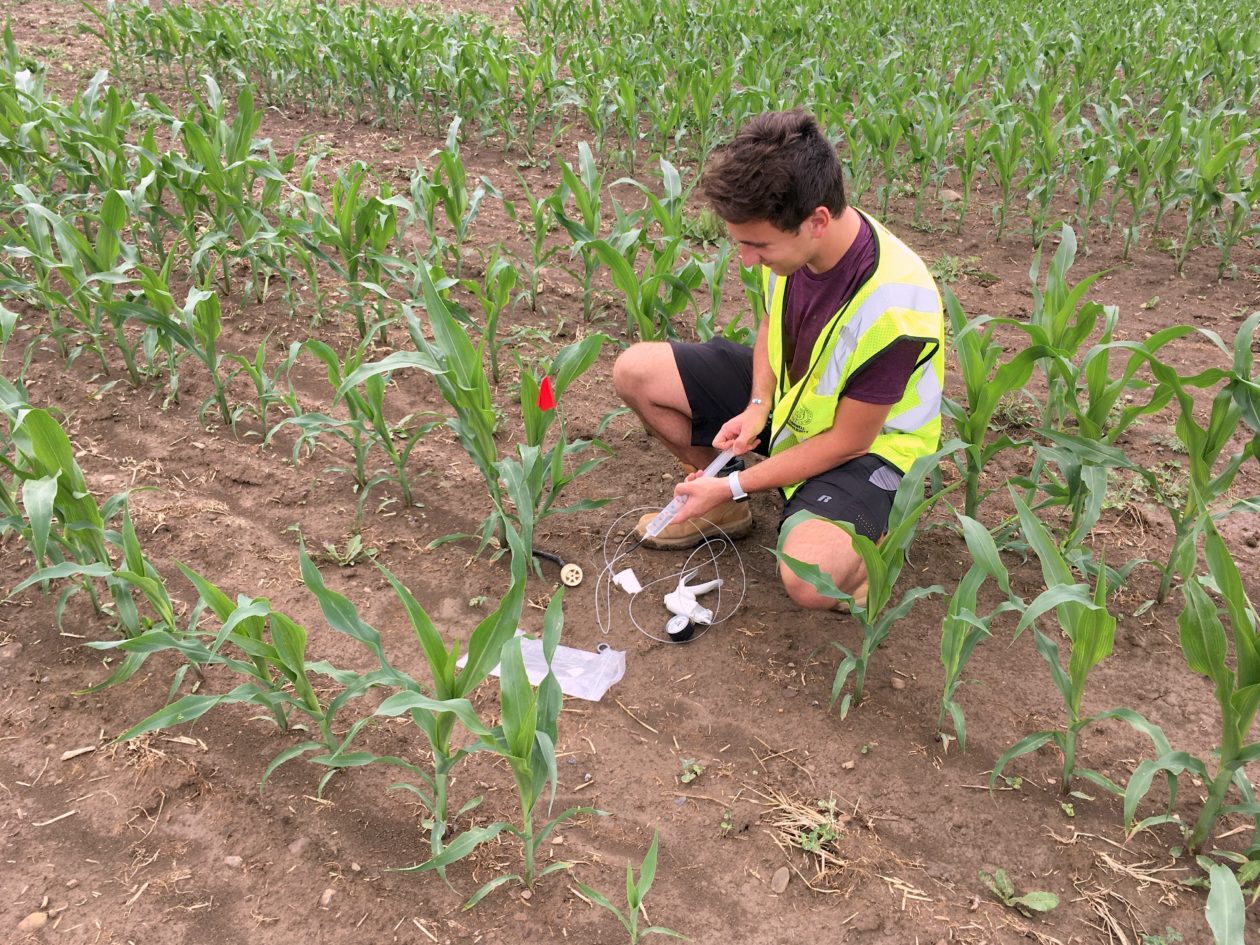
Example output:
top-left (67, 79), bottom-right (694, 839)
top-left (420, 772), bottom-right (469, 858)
top-left (1021, 226), bottom-right (1107, 431)
top-left (396, 589), bottom-right (602, 906)
top-left (429, 117), bottom-right (501, 279)
top-left (341, 267), bottom-right (501, 548)
top-left (938, 516), bottom-right (1020, 751)
top-left (225, 336), bottom-right (300, 441)
top-left (324, 161), bottom-right (411, 342)
top-left (575, 830), bottom-right (688, 944)
top-left (505, 171), bottom-right (564, 314)
top-left (989, 490), bottom-right (1172, 796)
top-left (1145, 312), bottom-right (1260, 602)
top-left (1123, 519), bottom-right (1260, 855)
top-left (692, 239), bottom-right (736, 342)
top-left (108, 551), bottom-right (401, 795)
top-left (508, 335), bottom-right (614, 564)
top-left (0, 392), bottom-right (131, 627)
top-left (591, 232), bottom-right (702, 341)
top-left (940, 288), bottom-right (1053, 519)
top-left (371, 521), bottom-right (530, 870)
top-left (464, 247), bottom-right (519, 385)
top-left (551, 142), bottom-right (606, 320)
top-left (776, 450), bottom-right (955, 718)
top-left (323, 337), bottom-right (442, 509)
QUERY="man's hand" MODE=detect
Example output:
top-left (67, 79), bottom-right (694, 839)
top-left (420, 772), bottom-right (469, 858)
top-left (713, 404), bottom-right (770, 456)
top-left (669, 472), bottom-right (735, 525)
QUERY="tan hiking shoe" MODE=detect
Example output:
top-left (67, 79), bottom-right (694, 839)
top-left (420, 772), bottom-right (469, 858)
top-left (832, 579), bottom-right (869, 613)
top-left (634, 499), bottom-right (754, 549)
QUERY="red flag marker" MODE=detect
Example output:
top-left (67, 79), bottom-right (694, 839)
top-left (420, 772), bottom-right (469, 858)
top-left (536, 375), bottom-right (556, 411)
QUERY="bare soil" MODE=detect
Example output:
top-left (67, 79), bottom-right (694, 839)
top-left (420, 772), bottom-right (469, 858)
top-left (4, 3), bottom-right (1260, 944)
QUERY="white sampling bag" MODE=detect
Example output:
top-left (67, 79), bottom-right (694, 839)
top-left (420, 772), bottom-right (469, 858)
top-left (457, 631), bottom-right (625, 702)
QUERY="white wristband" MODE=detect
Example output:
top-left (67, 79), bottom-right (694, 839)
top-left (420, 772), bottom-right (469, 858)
top-left (727, 469), bottom-right (748, 501)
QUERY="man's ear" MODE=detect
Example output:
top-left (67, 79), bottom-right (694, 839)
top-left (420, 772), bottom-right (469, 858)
top-left (807, 206), bottom-right (831, 236)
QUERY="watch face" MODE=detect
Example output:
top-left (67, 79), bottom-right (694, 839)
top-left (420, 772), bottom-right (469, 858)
top-left (666, 614), bottom-right (694, 641)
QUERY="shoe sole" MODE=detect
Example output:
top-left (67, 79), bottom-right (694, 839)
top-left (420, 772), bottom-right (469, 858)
top-left (637, 517), bottom-right (754, 550)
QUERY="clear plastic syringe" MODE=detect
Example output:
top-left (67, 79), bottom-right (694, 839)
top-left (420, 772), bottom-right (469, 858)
top-left (643, 448), bottom-right (736, 538)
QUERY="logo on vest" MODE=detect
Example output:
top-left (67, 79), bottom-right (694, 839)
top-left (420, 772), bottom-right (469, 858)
top-left (788, 405), bottom-right (813, 433)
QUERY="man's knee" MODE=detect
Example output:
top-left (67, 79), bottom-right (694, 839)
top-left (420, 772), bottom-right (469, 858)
top-left (613, 342), bottom-right (671, 404)
top-left (612, 343), bottom-right (651, 402)
top-left (778, 562), bottom-right (837, 609)
top-left (778, 517), bottom-right (864, 609)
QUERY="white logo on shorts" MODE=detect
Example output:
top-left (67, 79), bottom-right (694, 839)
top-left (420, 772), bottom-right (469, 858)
top-left (817, 494), bottom-right (832, 503)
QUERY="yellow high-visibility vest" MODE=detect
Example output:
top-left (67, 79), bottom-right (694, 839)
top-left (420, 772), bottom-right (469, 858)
top-left (764, 211), bottom-right (944, 498)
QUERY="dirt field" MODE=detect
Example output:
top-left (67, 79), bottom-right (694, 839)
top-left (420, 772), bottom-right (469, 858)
top-left (4, 3), bottom-right (1260, 944)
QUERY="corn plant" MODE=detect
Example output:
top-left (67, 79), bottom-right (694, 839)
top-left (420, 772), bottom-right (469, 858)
top-left (0, 389), bottom-right (129, 625)
top-left (1145, 312), bottom-right (1260, 602)
top-left (283, 336), bottom-right (443, 513)
top-left (225, 336), bottom-right (300, 441)
top-left (938, 516), bottom-right (1020, 750)
top-left (591, 232), bottom-right (702, 341)
top-left (551, 142), bottom-right (606, 320)
top-left (505, 172), bottom-right (564, 314)
top-left (1125, 522), bottom-right (1260, 855)
top-left (323, 161), bottom-right (410, 342)
top-left (1021, 226), bottom-right (1108, 431)
top-left (371, 522), bottom-right (530, 869)
top-left (509, 335), bottom-right (614, 551)
top-left (427, 118), bottom-right (500, 278)
top-left (989, 491), bottom-right (1173, 795)
top-left (575, 831), bottom-right (687, 944)
top-left (692, 239), bottom-right (736, 342)
top-left (105, 550), bottom-right (404, 794)
top-left (393, 589), bottom-right (601, 905)
top-left (6, 188), bottom-right (140, 381)
top-left (940, 289), bottom-right (1054, 518)
top-left (464, 248), bottom-right (519, 385)
top-left (776, 451), bottom-right (955, 718)
top-left (342, 268), bottom-right (501, 548)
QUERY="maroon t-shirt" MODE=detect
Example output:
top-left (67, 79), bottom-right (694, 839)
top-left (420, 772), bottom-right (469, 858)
top-left (782, 214), bottom-right (923, 404)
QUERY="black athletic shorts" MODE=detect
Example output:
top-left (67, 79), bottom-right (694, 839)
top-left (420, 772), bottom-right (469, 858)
top-left (670, 338), bottom-right (902, 541)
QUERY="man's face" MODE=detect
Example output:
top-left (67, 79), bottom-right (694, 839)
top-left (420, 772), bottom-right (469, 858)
top-left (725, 213), bottom-right (824, 276)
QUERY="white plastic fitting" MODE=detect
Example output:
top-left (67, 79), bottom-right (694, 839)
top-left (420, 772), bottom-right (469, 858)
top-left (612, 568), bottom-right (643, 594)
top-left (663, 569), bottom-right (724, 625)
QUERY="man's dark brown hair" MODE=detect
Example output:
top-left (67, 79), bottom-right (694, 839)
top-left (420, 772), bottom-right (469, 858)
top-left (700, 109), bottom-right (847, 232)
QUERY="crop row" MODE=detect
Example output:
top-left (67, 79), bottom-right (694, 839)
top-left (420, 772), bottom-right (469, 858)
top-left (78, 0), bottom-right (1260, 264)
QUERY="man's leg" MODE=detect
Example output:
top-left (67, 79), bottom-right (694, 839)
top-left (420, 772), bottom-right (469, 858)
top-left (778, 518), bottom-right (867, 609)
top-left (614, 341), bottom-right (756, 548)
top-left (612, 342), bottom-right (720, 469)
top-left (775, 455), bottom-right (900, 609)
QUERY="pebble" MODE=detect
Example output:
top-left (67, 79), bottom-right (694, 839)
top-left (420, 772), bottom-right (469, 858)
top-left (0, 642), bottom-right (21, 660)
top-left (319, 887), bottom-right (335, 907)
top-left (890, 676), bottom-right (906, 691)
top-left (842, 760), bottom-right (855, 770)
top-left (65, 879), bottom-right (79, 889)
top-left (18, 912), bottom-right (48, 932)
top-left (288, 837), bottom-right (312, 856)
top-left (940, 189), bottom-right (963, 202)
top-left (519, 889), bottom-right (533, 901)
top-left (224, 855), bottom-right (243, 868)
top-left (350, 862), bottom-right (361, 873)
top-left (770, 866), bottom-right (790, 894)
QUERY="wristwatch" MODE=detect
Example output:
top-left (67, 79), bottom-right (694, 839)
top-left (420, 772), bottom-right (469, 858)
top-left (727, 470), bottom-right (749, 502)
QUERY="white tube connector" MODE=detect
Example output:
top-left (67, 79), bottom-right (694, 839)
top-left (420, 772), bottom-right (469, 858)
top-left (612, 568), bottom-right (643, 594)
